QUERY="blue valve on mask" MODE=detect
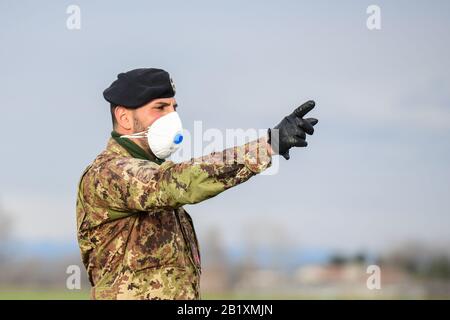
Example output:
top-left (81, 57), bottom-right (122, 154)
top-left (173, 133), bottom-right (183, 145)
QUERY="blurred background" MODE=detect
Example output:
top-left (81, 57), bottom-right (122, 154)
top-left (0, 0), bottom-right (449, 299)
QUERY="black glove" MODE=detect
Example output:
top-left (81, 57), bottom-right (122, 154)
top-left (268, 100), bottom-right (318, 160)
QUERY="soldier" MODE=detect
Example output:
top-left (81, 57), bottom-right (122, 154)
top-left (76, 68), bottom-right (318, 300)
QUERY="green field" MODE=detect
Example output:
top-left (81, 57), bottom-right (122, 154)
top-left (0, 289), bottom-right (321, 300)
top-left (0, 288), bottom-right (435, 300)
top-left (0, 289), bottom-right (90, 300)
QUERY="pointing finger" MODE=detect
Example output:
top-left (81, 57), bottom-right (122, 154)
top-left (292, 100), bottom-right (315, 118)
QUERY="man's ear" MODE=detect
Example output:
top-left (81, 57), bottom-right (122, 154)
top-left (115, 106), bottom-right (133, 130)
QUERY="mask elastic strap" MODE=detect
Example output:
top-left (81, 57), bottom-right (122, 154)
top-left (120, 130), bottom-right (148, 139)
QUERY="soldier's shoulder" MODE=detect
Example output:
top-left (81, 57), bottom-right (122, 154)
top-left (77, 149), bottom-right (117, 186)
top-left (84, 150), bottom-right (163, 181)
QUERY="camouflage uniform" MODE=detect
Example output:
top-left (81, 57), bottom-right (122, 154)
top-left (76, 136), bottom-right (272, 300)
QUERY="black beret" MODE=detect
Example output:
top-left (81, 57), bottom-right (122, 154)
top-left (103, 68), bottom-right (176, 109)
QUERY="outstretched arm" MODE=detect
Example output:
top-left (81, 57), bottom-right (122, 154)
top-left (86, 135), bottom-right (272, 214)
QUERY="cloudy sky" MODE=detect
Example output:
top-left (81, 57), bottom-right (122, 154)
top-left (0, 0), bottom-right (449, 255)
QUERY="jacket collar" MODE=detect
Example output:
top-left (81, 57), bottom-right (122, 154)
top-left (105, 131), bottom-right (165, 165)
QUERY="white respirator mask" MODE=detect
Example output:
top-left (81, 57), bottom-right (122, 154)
top-left (120, 111), bottom-right (184, 159)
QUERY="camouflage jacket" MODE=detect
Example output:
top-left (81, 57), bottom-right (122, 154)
top-left (76, 136), bottom-right (272, 300)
